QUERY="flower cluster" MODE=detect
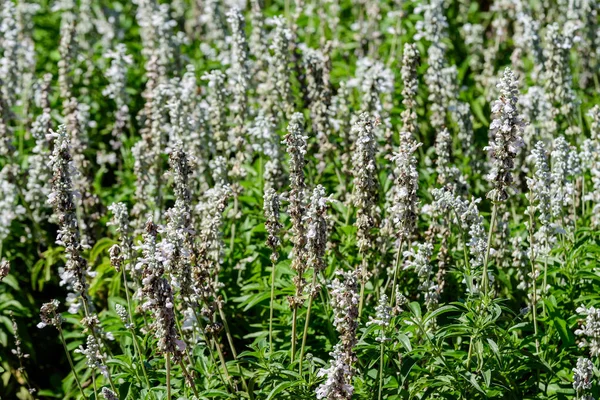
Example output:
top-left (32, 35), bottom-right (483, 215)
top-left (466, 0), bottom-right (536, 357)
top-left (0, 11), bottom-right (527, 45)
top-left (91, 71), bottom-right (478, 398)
top-left (317, 270), bottom-right (359, 400)
top-left (486, 67), bottom-right (525, 202)
top-left (575, 305), bottom-right (600, 358)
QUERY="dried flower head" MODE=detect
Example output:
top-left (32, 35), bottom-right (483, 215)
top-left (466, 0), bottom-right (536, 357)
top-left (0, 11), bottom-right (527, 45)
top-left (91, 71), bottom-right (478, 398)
top-left (37, 300), bottom-right (62, 329)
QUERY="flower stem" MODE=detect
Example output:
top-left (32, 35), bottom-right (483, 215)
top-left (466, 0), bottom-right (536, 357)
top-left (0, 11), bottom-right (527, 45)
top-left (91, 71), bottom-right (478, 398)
top-left (57, 326), bottom-right (86, 399)
top-left (269, 259), bottom-right (277, 357)
top-left (527, 197), bottom-right (540, 354)
top-left (298, 276), bottom-right (319, 374)
top-left (178, 359), bottom-right (199, 398)
top-left (482, 202), bottom-right (498, 298)
top-left (377, 339), bottom-right (385, 400)
top-left (387, 239), bottom-right (404, 304)
top-left (122, 271), bottom-right (151, 389)
top-left (166, 352), bottom-right (171, 400)
top-left (291, 307), bottom-right (298, 362)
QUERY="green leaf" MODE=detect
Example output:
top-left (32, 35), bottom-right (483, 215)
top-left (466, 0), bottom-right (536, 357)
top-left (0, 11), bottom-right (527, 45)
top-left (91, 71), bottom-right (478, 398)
top-left (397, 333), bottom-right (412, 352)
top-left (266, 380), bottom-right (301, 399)
top-left (424, 305), bottom-right (458, 323)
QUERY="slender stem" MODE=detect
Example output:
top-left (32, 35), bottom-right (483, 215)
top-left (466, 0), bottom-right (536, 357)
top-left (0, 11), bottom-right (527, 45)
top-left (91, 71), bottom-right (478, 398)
top-left (193, 310), bottom-right (228, 389)
top-left (178, 359), bottom-right (199, 398)
top-left (482, 203), bottom-right (498, 298)
top-left (299, 276), bottom-right (319, 374)
top-left (542, 256), bottom-right (549, 317)
top-left (214, 338), bottom-right (232, 385)
top-left (291, 306), bottom-right (298, 362)
top-left (122, 271), bottom-right (151, 388)
top-left (573, 189), bottom-right (577, 233)
top-left (58, 326), bottom-right (86, 399)
top-left (582, 177), bottom-right (586, 216)
top-left (229, 194), bottom-right (239, 254)
top-left (269, 259), bottom-right (277, 357)
top-left (82, 298), bottom-right (117, 393)
top-left (91, 371), bottom-right (98, 400)
top-left (528, 197), bottom-right (540, 354)
top-left (387, 239), bottom-right (404, 304)
top-left (166, 353), bottom-right (171, 400)
top-left (377, 339), bottom-right (385, 400)
top-left (358, 278), bottom-right (366, 318)
top-left (217, 303), bottom-right (249, 392)
top-left (466, 336), bottom-right (473, 370)
top-left (217, 303), bottom-right (237, 358)
top-left (129, 327), bottom-right (151, 388)
top-left (358, 258), bottom-right (368, 318)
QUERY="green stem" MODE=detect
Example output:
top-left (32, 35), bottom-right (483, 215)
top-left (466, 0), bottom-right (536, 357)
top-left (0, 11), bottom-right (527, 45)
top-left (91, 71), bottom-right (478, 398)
top-left (377, 338), bottom-right (385, 400)
top-left (217, 303), bottom-right (238, 358)
top-left (466, 336), bottom-right (473, 370)
top-left (358, 279), bottom-right (366, 318)
top-left (229, 194), bottom-right (239, 254)
top-left (214, 337), bottom-right (233, 386)
top-left (387, 239), bottom-right (404, 304)
top-left (91, 371), bottom-right (98, 400)
top-left (291, 306), bottom-right (298, 362)
top-left (299, 276), bottom-right (319, 374)
top-left (82, 298), bottom-right (117, 393)
top-left (166, 353), bottom-right (171, 400)
top-left (217, 302), bottom-right (250, 393)
top-left (129, 327), bottom-right (151, 388)
top-left (528, 198), bottom-right (540, 354)
top-left (269, 258), bottom-right (277, 357)
top-left (58, 326), bottom-right (86, 399)
top-left (482, 203), bottom-right (498, 298)
top-left (193, 310), bottom-right (228, 389)
top-left (542, 256), bottom-right (549, 317)
top-left (122, 272), bottom-right (151, 389)
top-left (178, 359), bottom-right (199, 398)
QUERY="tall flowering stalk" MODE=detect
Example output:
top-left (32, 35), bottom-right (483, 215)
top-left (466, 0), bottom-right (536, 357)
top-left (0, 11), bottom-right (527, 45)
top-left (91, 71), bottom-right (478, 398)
top-left (266, 16), bottom-right (293, 118)
top-left (316, 270), bottom-right (359, 400)
top-left (161, 143), bottom-right (195, 303)
top-left (387, 137), bottom-right (421, 301)
top-left (304, 48), bottom-right (333, 173)
top-left (226, 8), bottom-right (251, 188)
top-left (483, 67), bottom-right (525, 296)
top-left (380, 45), bottom-right (421, 299)
top-left (543, 23), bottom-right (579, 119)
top-left (202, 70), bottom-right (229, 156)
top-left (415, 0), bottom-right (453, 131)
top-left (192, 170), bottom-right (243, 392)
top-left (25, 74), bottom-right (53, 223)
top-left (226, 8), bottom-right (250, 124)
top-left (264, 188), bottom-right (282, 355)
top-left (250, 112), bottom-right (285, 191)
top-left (351, 113), bottom-right (379, 316)
top-left (138, 219), bottom-right (184, 399)
top-left (550, 136), bottom-right (580, 228)
top-left (48, 125), bottom-right (91, 312)
top-left (0, 165), bottom-right (24, 248)
top-left (103, 43), bottom-right (132, 153)
top-left (526, 142), bottom-right (555, 351)
top-left (400, 43), bottom-right (420, 143)
top-left (48, 125), bottom-right (116, 391)
top-left (299, 185), bottom-right (330, 372)
top-left (108, 203), bottom-right (150, 387)
top-left (451, 102), bottom-right (477, 165)
top-left (283, 113), bottom-right (308, 362)
top-left (582, 106), bottom-right (600, 226)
